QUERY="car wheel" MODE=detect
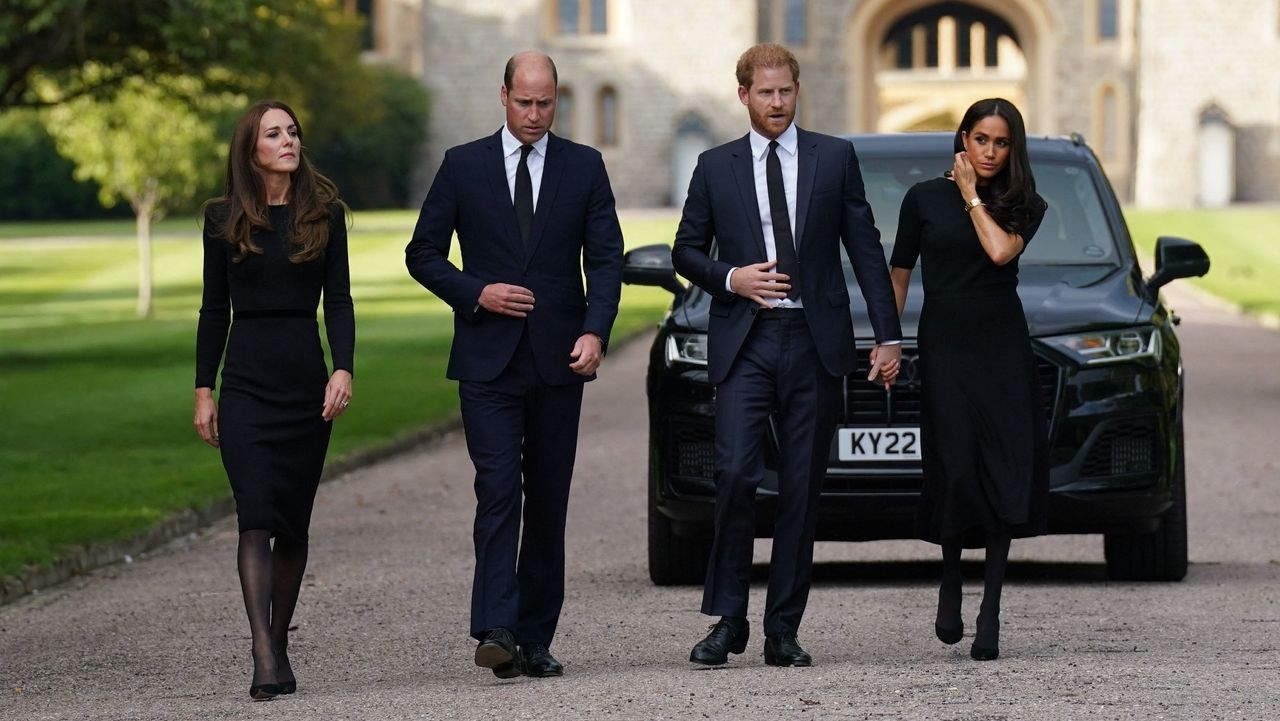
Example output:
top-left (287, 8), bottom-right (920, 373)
top-left (648, 477), bottom-right (712, 586)
top-left (1103, 423), bottom-right (1189, 582)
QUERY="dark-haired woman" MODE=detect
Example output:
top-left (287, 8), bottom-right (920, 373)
top-left (193, 101), bottom-right (354, 699)
top-left (888, 98), bottom-right (1048, 661)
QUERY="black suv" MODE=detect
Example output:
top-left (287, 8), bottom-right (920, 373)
top-left (623, 133), bottom-right (1209, 585)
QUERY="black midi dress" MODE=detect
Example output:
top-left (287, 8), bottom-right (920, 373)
top-left (195, 203), bottom-right (354, 541)
top-left (890, 177), bottom-right (1048, 546)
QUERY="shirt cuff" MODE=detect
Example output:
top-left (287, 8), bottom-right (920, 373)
top-left (724, 267), bottom-right (737, 293)
top-left (878, 340), bottom-right (902, 345)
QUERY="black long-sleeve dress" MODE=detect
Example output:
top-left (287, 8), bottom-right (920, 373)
top-left (196, 203), bottom-right (354, 541)
top-left (890, 177), bottom-right (1048, 545)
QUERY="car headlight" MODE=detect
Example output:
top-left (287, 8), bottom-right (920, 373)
top-left (665, 332), bottom-right (709, 367)
top-left (1042, 327), bottom-right (1162, 366)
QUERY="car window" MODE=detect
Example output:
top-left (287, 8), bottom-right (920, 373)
top-left (858, 156), bottom-right (1119, 266)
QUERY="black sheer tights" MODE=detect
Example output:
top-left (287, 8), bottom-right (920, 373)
top-left (237, 530), bottom-right (308, 687)
top-left (937, 533), bottom-right (1012, 648)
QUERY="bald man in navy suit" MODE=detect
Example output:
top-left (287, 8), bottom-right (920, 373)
top-left (407, 51), bottom-right (623, 679)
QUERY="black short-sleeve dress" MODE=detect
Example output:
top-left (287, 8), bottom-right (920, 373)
top-left (195, 203), bottom-right (354, 541)
top-left (890, 177), bottom-right (1048, 545)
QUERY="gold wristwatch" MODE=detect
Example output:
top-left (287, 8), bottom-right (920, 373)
top-left (964, 197), bottom-right (985, 213)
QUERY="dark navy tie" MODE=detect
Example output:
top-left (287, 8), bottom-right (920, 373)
top-left (767, 140), bottom-right (800, 300)
top-left (515, 144), bottom-right (534, 252)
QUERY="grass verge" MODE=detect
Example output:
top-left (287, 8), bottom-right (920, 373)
top-left (0, 210), bottom-right (677, 581)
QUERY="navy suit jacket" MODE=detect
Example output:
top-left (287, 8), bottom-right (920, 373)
top-left (671, 128), bottom-right (902, 385)
top-left (406, 130), bottom-right (624, 386)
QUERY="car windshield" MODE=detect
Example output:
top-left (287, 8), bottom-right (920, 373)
top-left (859, 156), bottom-right (1120, 266)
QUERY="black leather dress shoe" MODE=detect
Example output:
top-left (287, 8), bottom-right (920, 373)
top-left (689, 618), bottom-right (749, 665)
top-left (519, 644), bottom-right (564, 677)
top-left (475, 628), bottom-right (521, 679)
top-left (763, 633), bottom-right (812, 667)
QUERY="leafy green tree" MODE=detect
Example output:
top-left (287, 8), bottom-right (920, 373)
top-left (44, 72), bottom-right (239, 316)
top-left (1, 0), bottom-right (363, 111)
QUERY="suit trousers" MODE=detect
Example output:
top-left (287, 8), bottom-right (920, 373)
top-left (702, 309), bottom-right (842, 635)
top-left (459, 330), bottom-right (584, 645)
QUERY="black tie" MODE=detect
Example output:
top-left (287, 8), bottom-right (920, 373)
top-left (515, 144), bottom-right (534, 252)
top-left (766, 140), bottom-right (800, 301)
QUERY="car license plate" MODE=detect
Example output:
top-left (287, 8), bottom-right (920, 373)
top-left (837, 427), bottom-right (922, 461)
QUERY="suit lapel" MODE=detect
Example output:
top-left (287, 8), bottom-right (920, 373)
top-left (483, 129), bottom-right (525, 260)
top-left (729, 135), bottom-right (768, 260)
top-left (523, 133), bottom-right (566, 269)
top-left (794, 128), bottom-right (818, 248)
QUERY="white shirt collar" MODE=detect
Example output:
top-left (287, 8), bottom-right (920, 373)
top-left (501, 125), bottom-right (550, 158)
top-left (749, 122), bottom-right (798, 160)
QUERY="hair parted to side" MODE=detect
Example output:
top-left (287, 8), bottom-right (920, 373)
top-left (954, 97), bottom-right (1047, 236)
top-left (504, 52), bottom-right (559, 90)
top-left (203, 100), bottom-right (342, 264)
top-left (735, 43), bottom-right (800, 89)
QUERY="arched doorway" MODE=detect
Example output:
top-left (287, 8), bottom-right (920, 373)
top-left (846, 0), bottom-right (1056, 134)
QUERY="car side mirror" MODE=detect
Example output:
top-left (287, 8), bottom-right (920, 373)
top-left (622, 244), bottom-right (685, 295)
top-left (1146, 236), bottom-right (1210, 295)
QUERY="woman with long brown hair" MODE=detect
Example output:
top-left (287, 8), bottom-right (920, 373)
top-left (889, 98), bottom-right (1049, 661)
top-left (193, 100), bottom-right (354, 699)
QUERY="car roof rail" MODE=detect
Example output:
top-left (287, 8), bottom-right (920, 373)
top-left (1068, 132), bottom-right (1086, 146)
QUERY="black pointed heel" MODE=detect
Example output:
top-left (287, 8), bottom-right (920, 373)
top-left (970, 613), bottom-right (1000, 660)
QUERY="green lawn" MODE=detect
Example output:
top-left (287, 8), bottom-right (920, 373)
top-left (0, 211), bottom-right (677, 580)
top-left (1125, 207), bottom-right (1280, 317)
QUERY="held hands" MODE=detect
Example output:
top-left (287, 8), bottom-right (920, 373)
top-left (479, 283), bottom-right (535, 317)
top-left (194, 388), bottom-right (219, 448)
top-left (322, 369), bottom-right (353, 421)
top-left (569, 333), bottom-right (603, 376)
top-left (950, 152), bottom-right (978, 199)
top-left (730, 260), bottom-right (791, 309)
top-left (868, 344), bottom-right (902, 391)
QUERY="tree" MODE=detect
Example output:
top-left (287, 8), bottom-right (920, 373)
top-left (0, 0), bottom-right (363, 111)
top-left (44, 72), bottom-right (237, 317)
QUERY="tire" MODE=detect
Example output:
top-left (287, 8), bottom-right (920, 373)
top-left (1104, 424), bottom-right (1189, 582)
top-left (648, 479), bottom-right (712, 586)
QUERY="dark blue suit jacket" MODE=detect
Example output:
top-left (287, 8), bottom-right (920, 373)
top-left (407, 130), bottom-right (624, 386)
top-left (671, 128), bottom-right (902, 384)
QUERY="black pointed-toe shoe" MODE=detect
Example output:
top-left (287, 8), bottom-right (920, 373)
top-left (935, 622), bottom-right (964, 645)
top-left (519, 644), bottom-right (564, 677)
top-left (762, 633), bottom-right (812, 667)
top-left (689, 618), bottom-right (749, 665)
top-left (249, 682), bottom-right (284, 701)
top-left (970, 613), bottom-right (1000, 661)
top-left (475, 628), bottom-right (522, 678)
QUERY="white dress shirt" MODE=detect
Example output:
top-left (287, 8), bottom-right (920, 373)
top-left (726, 123), bottom-right (803, 308)
top-left (501, 125), bottom-right (548, 208)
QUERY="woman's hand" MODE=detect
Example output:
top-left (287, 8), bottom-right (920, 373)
top-left (194, 388), bottom-right (219, 448)
top-left (322, 369), bottom-right (353, 421)
top-left (951, 152), bottom-right (978, 199)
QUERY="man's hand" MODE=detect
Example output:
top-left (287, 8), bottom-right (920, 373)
top-left (868, 343), bottom-right (902, 390)
top-left (729, 260), bottom-right (791, 309)
top-left (478, 283), bottom-right (535, 317)
top-left (569, 333), bottom-right (603, 376)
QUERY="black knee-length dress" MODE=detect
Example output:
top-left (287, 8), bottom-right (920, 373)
top-left (890, 177), bottom-right (1048, 546)
top-left (195, 203), bottom-right (354, 541)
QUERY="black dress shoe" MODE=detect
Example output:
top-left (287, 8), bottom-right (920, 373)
top-left (475, 628), bottom-right (522, 679)
top-left (689, 618), bottom-right (749, 665)
top-left (519, 644), bottom-right (564, 677)
top-left (763, 633), bottom-right (812, 667)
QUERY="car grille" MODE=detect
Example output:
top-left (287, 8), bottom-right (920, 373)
top-left (1080, 417), bottom-right (1159, 478)
top-left (843, 350), bottom-right (1059, 425)
top-left (668, 420), bottom-right (715, 482)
